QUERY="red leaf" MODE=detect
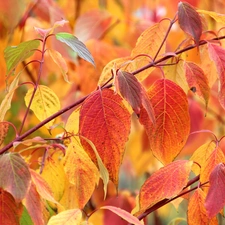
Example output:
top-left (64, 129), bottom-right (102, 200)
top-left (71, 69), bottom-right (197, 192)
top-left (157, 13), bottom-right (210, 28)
top-left (139, 79), bottom-right (190, 164)
top-left (178, 2), bottom-right (202, 46)
top-left (184, 61), bottom-right (210, 106)
top-left (115, 70), bottom-right (142, 115)
top-left (79, 89), bottom-right (131, 186)
top-left (0, 188), bottom-right (20, 225)
top-left (205, 163), bottom-right (225, 218)
top-left (0, 153), bottom-right (31, 201)
top-left (139, 160), bottom-right (193, 212)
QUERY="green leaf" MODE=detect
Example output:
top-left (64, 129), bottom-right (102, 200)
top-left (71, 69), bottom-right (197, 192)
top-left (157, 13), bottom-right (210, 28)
top-left (55, 32), bottom-right (95, 66)
top-left (20, 205), bottom-right (34, 225)
top-left (4, 40), bottom-right (40, 75)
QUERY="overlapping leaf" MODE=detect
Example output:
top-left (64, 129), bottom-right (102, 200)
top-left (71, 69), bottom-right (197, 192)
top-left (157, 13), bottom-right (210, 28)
top-left (0, 153), bottom-right (31, 201)
top-left (24, 85), bottom-right (60, 129)
top-left (138, 160), bottom-right (193, 213)
top-left (205, 163), bottom-right (225, 218)
top-left (139, 79), bottom-right (190, 164)
top-left (63, 140), bottom-right (99, 209)
top-left (178, 2), bottom-right (202, 46)
top-left (4, 40), bottom-right (40, 74)
top-left (55, 32), bottom-right (95, 66)
top-left (184, 61), bottom-right (210, 106)
top-left (79, 89), bottom-right (131, 186)
top-left (197, 9), bottom-right (225, 25)
top-left (0, 122), bottom-right (9, 146)
top-left (187, 188), bottom-right (209, 225)
top-left (20, 205), bottom-right (33, 225)
top-left (47, 209), bottom-right (83, 225)
top-left (100, 206), bottom-right (143, 225)
top-left (131, 22), bottom-right (166, 81)
top-left (0, 188), bottom-right (20, 225)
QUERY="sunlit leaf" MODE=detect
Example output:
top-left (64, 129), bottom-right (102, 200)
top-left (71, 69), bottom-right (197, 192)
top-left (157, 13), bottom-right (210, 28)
top-left (48, 49), bottom-right (70, 83)
top-left (30, 170), bottom-right (57, 204)
top-left (47, 209), bottom-right (83, 225)
top-left (100, 206), bottom-right (143, 225)
top-left (0, 73), bottom-right (20, 121)
top-left (131, 22), bottom-right (166, 81)
top-left (205, 163), bottom-right (225, 218)
top-left (138, 160), bottom-right (193, 214)
top-left (187, 188), bottom-right (209, 225)
top-left (184, 61), bottom-right (210, 106)
top-left (0, 188), bottom-right (20, 225)
top-left (63, 139), bottom-right (99, 209)
top-left (115, 70), bottom-right (142, 115)
top-left (55, 32), bottom-right (95, 66)
top-left (23, 182), bottom-right (45, 225)
top-left (80, 136), bottom-right (109, 199)
top-left (24, 85), bottom-right (61, 129)
top-left (0, 122), bottom-right (9, 146)
top-left (79, 89), bottom-right (131, 186)
top-left (139, 79), bottom-right (190, 164)
top-left (178, 2), bottom-right (202, 46)
top-left (197, 9), bottom-right (225, 24)
top-left (0, 153), bottom-right (31, 201)
top-left (4, 40), bottom-right (40, 74)
top-left (65, 107), bottom-right (80, 135)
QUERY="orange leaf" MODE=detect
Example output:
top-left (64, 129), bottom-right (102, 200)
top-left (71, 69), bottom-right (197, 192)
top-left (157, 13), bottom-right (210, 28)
top-left (200, 146), bottom-right (225, 183)
top-left (139, 160), bottom-right (193, 212)
top-left (178, 2), bottom-right (202, 46)
top-left (187, 188), bottom-right (209, 225)
top-left (139, 79), bottom-right (190, 164)
top-left (131, 22), bottom-right (166, 81)
top-left (0, 122), bottom-right (9, 146)
top-left (30, 170), bottom-right (57, 204)
top-left (79, 89), bottom-right (131, 186)
top-left (184, 61), bottom-right (210, 106)
top-left (100, 206), bottom-right (143, 225)
top-left (63, 139), bottom-right (99, 209)
top-left (205, 163), bottom-right (225, 218)
top-left (0, 153), bottom-right (31, 201)
top-left (0, 188), bottom-right (20, 225)
top-left (47, 209), bottom-right (82, 225)
top-left (24, 182), bottom-right (45, 225)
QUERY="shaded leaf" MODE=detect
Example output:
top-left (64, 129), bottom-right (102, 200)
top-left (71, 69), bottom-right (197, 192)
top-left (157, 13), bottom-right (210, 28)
top-left (0, 188), bottom-right (20, 225)
top-left (80, 136), bottom-right (109, 199)
top-left (139, 79), bottom-right (190, 164)
top-left (184, 61), bottom-right (210, 106)
top-left (0, 73), bottom-right (20, 121)
top-left (75, 9), bottom-right (113, 42)
top-left (48, 49), bottom-right (70, 83)
top-left (138, 160), bottom-right (193, 213)
top-left (115, 70), bottom-right (142, 115)
top-left (79, 89), bottom-right (131, 186)
top-left (55, 32), bottom-right (95, 66)
top-left (178, 2), bottom-right (202, 46)
top-left (0, 122), bottom-right (9, 146)
top-left (4, 40), bottom-right (40, 74)
top-left (187, 188), bottom-right (209, 225)
top-left (63, 140), bottom-right (99, 209)
top-left (24, 182), bottom-right (45, 225)
top-left (19, 205), bottom-right (34, 225)
top-left (0, 153), bottom-right (31, 201)
top-left (30, 170), bottom-right (57, 204)
top-left (131, 22), bottom-right (166, 81)
top-left (47, 209), bottom-right (83, 225)
top-left (24, 85), bottom-right (61, 129)
top-left (205, 163), bottom-right (225, 218)
top-left (100, 206), bottom-right (143, 225)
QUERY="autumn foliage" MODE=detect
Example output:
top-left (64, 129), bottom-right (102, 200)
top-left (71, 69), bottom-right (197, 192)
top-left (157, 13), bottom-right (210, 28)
top-left (2, 0), bottom-right (225, 224)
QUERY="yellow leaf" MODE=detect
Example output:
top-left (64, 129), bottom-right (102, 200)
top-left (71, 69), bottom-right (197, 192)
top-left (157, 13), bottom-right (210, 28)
top-left (197, 10), bottom-right (225, 24)
top-left (24, 85), bottom-right (60, 129)
top-left (65, 107), bottom-right (80, 134)
top-left (47, 209), bottom-right (83, 225)
top-left (63, 139), bottom-right (99, 209)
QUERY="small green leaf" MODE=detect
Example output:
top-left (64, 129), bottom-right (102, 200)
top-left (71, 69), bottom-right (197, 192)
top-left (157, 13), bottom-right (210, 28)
top-left (20, 205), bottom-right (34, 225)
top-left (55, 32), bottom-right (95, 66)
top-left (4, 40), bottom-right (40, 75)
